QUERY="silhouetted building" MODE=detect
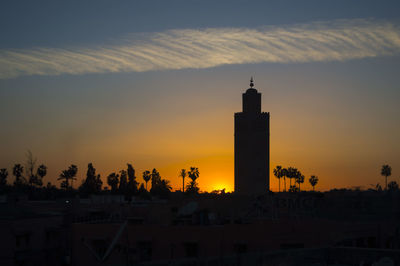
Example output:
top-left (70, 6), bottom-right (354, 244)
top-left (234, 78), bottom-right (270, 194)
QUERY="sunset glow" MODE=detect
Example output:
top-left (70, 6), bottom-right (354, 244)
top-left (0, 1), bottom-right (399, 193)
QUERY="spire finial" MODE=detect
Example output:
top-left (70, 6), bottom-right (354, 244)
top-left (250, 76), bottom-right (254, 88)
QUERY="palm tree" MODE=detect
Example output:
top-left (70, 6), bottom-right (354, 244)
top-left (13, 164), bottom-right (25, 186)
top-left (287, 167), bottom-right (296, 188)
top-left (69, 164), bottom-right (78, 189)
top-left (160, 179), bottom-right (172, 191)
top-left (381, 164), bottom-right (392, 190)
top-left (273, 166), bottom-right (283, 192)
top-left (281, 168), bottom-right (288, 192)
top-left (36, 164), bottom-right (47, 187)
top-left (58, 170), bottom-right (70, 190)
top-left (142, 170), bottom-right (151, 190)
top-left (388, 181), bottom-right (399, 191)
top-left (0, 168), bottom-right (8, 188)
top-left (288, 185), bottom-right (299, 192)
top-left (309, 175), bottom-right (319, 191)
top-left (188, 167), bottom-right (199, 182)
top-left (296, 171), bottom-right (304, 192)
top-left (58, 164), bottom-right (78, 190)
top-left (150, 168), bottom-right (161, 190)
top-left (186, 167), bottom-right (200, 194)
top-left (179, 169), bottom-right (186, 192)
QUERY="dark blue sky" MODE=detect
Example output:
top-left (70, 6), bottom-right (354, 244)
top-left (1, 0), bottom-right (400, 48)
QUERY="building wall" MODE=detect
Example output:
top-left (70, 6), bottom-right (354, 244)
top-left (71, 219), bottom-right (393, 265)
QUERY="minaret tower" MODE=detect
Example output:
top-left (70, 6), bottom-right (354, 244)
top-left (234, 77), bottom-right (270, 194)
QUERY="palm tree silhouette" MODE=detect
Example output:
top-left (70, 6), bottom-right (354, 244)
top-left (160, 179), bottom-right (172, 191)
top-left (388, 181), bottom-right (399, 191)
top-left (186, 167), bottom-right (200, 194)
top-left (13, 164), bottom-right (25, 186)
top-left (58, 164), bottom-right (77, 190)
top-left (142, 170), bottom-right (151, 191)
top-left (273, 166), bottom-right (283, 192)
top-left (381, 164), bottom-right (392, 190)
top-left (188, 167), bottom-right (199, 182)
top-left (296, 171), bottom-right (304, 192)
top-left (281, 168), bottom-right (288, 192)
top-left (36, 164), bottom-right (47, 187)
top-left (309, 175), bottom-right (318, 191)
top-left (287, 167), bottom-right (296, 188)
top-left (179, 169), bottom-right (186, 192)
top-left (0, 168), bottom-right (8, 188)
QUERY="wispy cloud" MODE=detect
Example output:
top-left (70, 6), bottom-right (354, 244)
top-left (1, 19), bottom-right (400, 79)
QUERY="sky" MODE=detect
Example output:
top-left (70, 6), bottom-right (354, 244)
top-left (1, 0), bottom-right (400, 192)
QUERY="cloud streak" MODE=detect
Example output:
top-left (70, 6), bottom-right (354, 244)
top-left (1, 19), bottom-right (400, 79)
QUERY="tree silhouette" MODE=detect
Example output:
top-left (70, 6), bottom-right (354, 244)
top-left (161, 179), bottom-right (172, 191)
top-left (138, 183), bottom-right (146, 194)
top-left (36, 164), bottom-right (47, 187)
top-left (388, 181), bottom-right (399, 191)
top-left (186, 167), bottom-right (200, 194)
top-left (287, 167), bottom-right (292, 188)
top-left (119, 170), bottom-right (128, 193)
top-left (13, 164), bottom-right (25, 186)
top-left (288, 167), bottom-right (299, 187)
top-left (150, 168), bottom-right (161, 189)
top-left (25, 150), bottom-right (38, 188)
top-left (381, 164), bottom-right (392, 190)
top-left (68, 164), bottom-right (78, 189)
top-left (80, 163), bottom-right (101, 194)
top-left (179, 169), bottom-right (186, 192)
top-left (107, 172), bottom-right (119, 192)
top-left (95, 174), bottom-right (103, 192)
top-left (288, 185), bottom-right (299, 192)
top-left (295, 171), bottom-right (304, 192)
top-left (44, 182), bottom-right (57, 199)
top-left (127, 163), bottom-right (138, 195)
top-left (273, 166), bottom-right (283, 192)
top-left (150, 168), bottom-right (171, 198)
top-left (137, 183), bottom-right (151, 199)
top-left (142, 170), bottom-right (151, 191)
top-left (188, 167), bottom-right (199, 182)
top-left (69, 165), bottom-right (78, 188)
top-left (0, 168), bottom-right (8, 190)
top-left (309, 175), bottom-right (319, 191)
top-left (58, 170), bottom-right (70, 190)
top-left (58, 164), bottom-right (78, 190)
top-left (281, 168), bottom-right (288, 192)
top-left (60, 180), bottom-right (69, 190)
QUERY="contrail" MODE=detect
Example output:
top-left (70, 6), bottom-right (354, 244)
top-left (1, 18), bottom-right (400, 79)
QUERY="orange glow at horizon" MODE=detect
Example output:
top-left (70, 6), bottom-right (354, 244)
top-left (1, 71), bottom-right (399, 193)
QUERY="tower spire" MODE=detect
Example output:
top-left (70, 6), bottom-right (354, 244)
top-left (250, 76), bottom-right (254, 88)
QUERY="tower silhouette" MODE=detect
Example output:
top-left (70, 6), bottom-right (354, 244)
top-left (234, 78), bottom-right (270, 194)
